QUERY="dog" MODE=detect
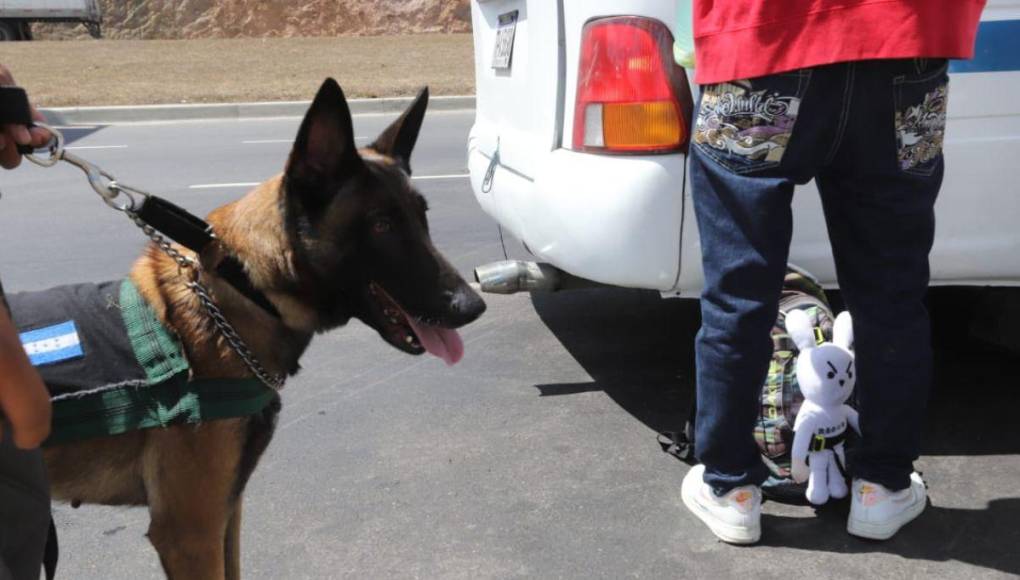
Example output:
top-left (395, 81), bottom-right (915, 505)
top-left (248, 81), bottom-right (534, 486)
top-left (38, 78), bottom-right (486, 579)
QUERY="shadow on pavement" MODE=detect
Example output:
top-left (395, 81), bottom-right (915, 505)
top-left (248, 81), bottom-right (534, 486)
top-left (531, 288), bottom-right (700, 434)
top-left (532, 286), bottom-right (1020, 576)
top-left (762, 497), bottom-right (1020, 576)
top-left (924, 346), bottom-right (1020, 456)
top-left (532, 287), bottom-right (1020, 454)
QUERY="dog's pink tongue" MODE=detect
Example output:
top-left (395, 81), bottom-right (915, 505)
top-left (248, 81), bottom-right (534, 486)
top-left (406, 317), bottom-right (464, 366)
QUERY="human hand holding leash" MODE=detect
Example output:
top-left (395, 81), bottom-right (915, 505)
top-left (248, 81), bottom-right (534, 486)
top-left (0, 63), bottom-right (51, 170)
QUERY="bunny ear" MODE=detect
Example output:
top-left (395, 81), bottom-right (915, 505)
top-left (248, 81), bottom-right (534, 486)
top-left (785, 309), bottom-right (817, 351)
top-left (833, 311), bottom-right (854, 351)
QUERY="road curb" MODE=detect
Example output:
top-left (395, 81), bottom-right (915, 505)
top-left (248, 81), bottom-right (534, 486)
top-left (40, 95), bottom-right (476, 125)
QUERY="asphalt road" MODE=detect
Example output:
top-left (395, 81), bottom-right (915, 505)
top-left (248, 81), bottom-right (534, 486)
top-left (0, 111), bottom-right (1017, 579)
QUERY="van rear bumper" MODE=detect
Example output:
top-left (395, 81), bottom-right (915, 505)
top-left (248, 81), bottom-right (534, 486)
top-left (469, 144), bottom-right (686, 291)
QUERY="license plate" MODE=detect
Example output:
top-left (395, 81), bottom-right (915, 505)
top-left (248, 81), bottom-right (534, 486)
top-left (492, 10), bottom-right (519, 70)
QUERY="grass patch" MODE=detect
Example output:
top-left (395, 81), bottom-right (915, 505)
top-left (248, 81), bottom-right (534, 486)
top-left (4, 35), bottom-right (474, 107)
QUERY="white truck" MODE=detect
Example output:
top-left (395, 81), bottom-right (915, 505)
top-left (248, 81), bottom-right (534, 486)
top-left (467, 0), bottom-right (1020, 307)
top-left (0, 0), bottom-right (101, 41)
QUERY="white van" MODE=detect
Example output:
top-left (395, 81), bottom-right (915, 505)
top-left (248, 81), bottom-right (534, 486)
top-left (467, 0), bottom-right (1020, 298)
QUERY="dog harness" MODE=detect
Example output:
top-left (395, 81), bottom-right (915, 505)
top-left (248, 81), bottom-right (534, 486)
top-left (6, 279), bottom-right (276, 446)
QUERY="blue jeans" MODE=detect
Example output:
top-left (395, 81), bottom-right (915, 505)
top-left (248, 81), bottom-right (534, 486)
top-left (690, 59), bottom-right (949, 494)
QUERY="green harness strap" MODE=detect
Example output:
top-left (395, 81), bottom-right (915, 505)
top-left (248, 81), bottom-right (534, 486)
top-left (47, 376), bottom-right (276, 446)
top-left (119, 277), bottom-right (190, 384)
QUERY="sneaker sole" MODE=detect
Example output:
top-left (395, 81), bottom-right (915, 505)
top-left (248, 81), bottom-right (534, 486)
top-left (847, 496), bottom-right (925, 540)
top-left (681, 475), bottom-right (761, 545)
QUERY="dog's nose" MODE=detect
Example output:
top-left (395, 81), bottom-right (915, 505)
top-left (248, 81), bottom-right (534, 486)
top-left (446, 285), bottom-right (487, 326)
top-left (839, 379), bottom-right (845, 386)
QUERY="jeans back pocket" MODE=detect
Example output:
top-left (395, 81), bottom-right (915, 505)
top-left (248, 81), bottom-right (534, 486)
top-left (894, 59), bottom-right (950, 177)
top-left (693, 70), bottom-right (811, 175)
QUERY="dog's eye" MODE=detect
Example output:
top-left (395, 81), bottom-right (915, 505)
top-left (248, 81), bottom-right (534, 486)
top-left (827, 371), bottom-right (836, 380)
top-left (373, 219), bottom-right (392, 234)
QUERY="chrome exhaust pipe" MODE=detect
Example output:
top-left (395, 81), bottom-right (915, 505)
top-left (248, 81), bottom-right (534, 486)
top-left (474, 261), bottom-right (607, 294)
top-left (474, 260), bottom-right (561, 294)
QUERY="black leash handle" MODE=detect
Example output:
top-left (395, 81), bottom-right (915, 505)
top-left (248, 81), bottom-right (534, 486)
top-left (135, 195), bottom-right (216, 255)
top-left (0, 86), bottom-right (38, 155)
top-left (135, 195), bottom-right (281, 319)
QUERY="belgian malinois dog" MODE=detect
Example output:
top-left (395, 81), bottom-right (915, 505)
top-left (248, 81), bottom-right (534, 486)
top-left (40, 78), bottom-right (486, 579)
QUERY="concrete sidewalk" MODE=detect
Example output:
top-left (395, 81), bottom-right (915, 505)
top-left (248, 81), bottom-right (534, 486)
top-left (40, 95), bottom-right (476, 124)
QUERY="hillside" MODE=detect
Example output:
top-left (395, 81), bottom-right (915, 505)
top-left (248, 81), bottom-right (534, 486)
top-left (35, 0), bottom-right (471, 39)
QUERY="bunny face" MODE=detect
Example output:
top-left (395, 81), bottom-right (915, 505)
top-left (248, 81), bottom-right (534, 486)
top-left (796, 345), bottom-right (856, 407)
top-left (785, 308), bottom-right (856, 409)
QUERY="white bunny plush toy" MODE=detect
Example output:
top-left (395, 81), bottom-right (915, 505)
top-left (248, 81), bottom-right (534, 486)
top-left (787, 309), bottom-right (861, 505)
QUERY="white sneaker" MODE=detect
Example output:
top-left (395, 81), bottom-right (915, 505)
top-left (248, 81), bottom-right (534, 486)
top-left (847, 472), bottom-right (927, 540)
top-left (681, 464), bottom-right (761, 544)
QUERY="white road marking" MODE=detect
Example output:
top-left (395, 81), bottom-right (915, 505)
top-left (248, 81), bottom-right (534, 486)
top-left (74, 109), bottom-right (473, 127)
top-left (64, 144), bottom-right (128, 150)
top-left (189, 182), bottom-right (261, 189)
top-left (189, 173), bottom-right (469, 189)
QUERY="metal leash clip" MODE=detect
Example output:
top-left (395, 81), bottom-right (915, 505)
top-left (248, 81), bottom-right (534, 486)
top-left (25, 123), bottom-right (149, 212)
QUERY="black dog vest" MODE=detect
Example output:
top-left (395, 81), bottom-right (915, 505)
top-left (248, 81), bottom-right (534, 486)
top-left (5, 280), bottom-right (275, 445)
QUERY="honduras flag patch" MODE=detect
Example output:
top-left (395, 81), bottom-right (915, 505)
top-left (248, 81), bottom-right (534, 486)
top-left (20, 320), bottom-right (85, 366)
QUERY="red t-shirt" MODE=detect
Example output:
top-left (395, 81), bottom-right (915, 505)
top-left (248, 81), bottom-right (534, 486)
top-left (692, 0), bottom-right (986, 84)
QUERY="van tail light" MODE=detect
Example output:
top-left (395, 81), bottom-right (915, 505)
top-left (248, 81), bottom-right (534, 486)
top-left (573, 17), bottom-right (694, 154)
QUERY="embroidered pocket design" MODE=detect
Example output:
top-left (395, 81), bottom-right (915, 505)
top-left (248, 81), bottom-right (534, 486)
top-left (694, 74), bottom-right (807, 174)
top-left (895, 83), bottom-right (948, 174)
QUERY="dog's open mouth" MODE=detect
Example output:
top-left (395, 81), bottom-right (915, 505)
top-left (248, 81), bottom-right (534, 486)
top-left (366, 282), bottom-right (464, 366)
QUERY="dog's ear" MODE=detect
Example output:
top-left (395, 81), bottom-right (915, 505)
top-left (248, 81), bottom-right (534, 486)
top-left (286, 78), bottom-right (363, 200)
top-left (371, 86), bottom-right (429, 174)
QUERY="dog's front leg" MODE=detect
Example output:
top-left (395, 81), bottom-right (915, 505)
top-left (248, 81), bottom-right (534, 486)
top-left (148, 512), bottom-right (228, 580)
top-left (142, 421), bottom-right (247, 580)
top-left (224, 497), bottom-right (243, 580)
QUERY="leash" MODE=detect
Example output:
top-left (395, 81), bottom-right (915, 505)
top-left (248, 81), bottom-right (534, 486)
top-left (22, 123), bottom-right (285, 391)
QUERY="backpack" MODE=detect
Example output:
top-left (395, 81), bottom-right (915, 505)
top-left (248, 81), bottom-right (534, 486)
top-left (660, 267), bottom-right (840, 503)
top-left (754, 267), bottom-right (836, 501)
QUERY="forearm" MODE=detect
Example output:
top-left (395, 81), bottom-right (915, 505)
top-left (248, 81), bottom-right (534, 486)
top-left (0, 305), bottom-right (37, 387)
top-left (0, 306), bottom-right (43, 403)
top-left (0, 304), bottom-right (51, 448)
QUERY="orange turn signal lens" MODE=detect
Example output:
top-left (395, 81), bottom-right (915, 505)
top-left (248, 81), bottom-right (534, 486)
top-left (602, 101), bottom-right (684, 151)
